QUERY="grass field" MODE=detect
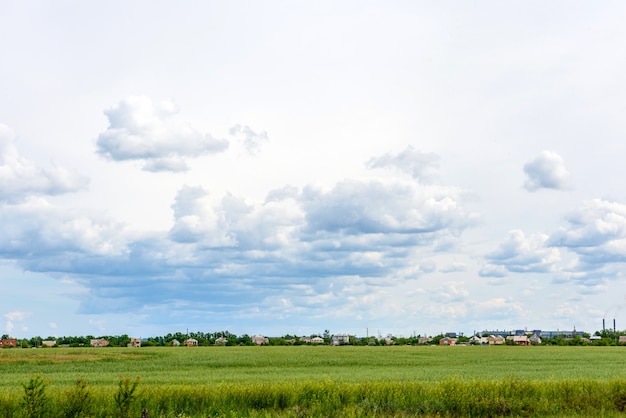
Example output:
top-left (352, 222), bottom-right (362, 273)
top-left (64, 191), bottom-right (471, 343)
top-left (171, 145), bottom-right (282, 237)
top-left (2, 345), bottom-right (626, 416)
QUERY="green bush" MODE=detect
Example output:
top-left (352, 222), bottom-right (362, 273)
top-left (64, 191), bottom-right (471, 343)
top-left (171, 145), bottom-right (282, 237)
top-left (20, 374), bottom-right (48, 417)
top-left (62, 378), bottom-right (91, 418)
top-left (114, 376), bottom-right (140, 418)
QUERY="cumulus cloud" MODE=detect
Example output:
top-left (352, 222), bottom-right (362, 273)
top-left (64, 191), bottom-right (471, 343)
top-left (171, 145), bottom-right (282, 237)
top-left (168, 186), bottom-right (236, 247)
top-left (481, 199), bottom-right (626, 290)
top-left (0, 198), bottom-right (129, 267)
top-left (96, 96), bottom-right (228, 171)
top-left (523, 150), bottom-right (571, 191)
top-left (229, 124), bottom-right (269, 155)
top-left (478, 264), bottom-right (508, 278)
top-left (301, 179), bottom-right (468, 237)
top-left (430, 281), bottom-right (469, 303)
top-left (15, 178), bottom-right (470, 319)
top-left (546, 199), bottom-right (626, 287)
top-left (367, 146), bottom-right (440, 184)
top-left (484, 230), bottom-right (561, 274)
top-left (549, 199), bottom-right (626, 252)
top-left (439, 262), bottom-right (467, 273)
top-left (4, 311), bottom-right (29, 333)
top-left (0, 141), bottom-right (475, 327)
top-left (0, 124), bottom-right (89, 201)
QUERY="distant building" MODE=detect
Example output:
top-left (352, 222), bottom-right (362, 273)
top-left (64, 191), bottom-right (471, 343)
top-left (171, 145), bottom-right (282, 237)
top-left (506, 335), bottom-right (531, 346)
top-left (488, 335), bottom-right (505, 345)
top-left (0, 338), bottom-right (17, 348)
top-left (310, 336), bottom-right (325, 344)
top-left (439, 337), bottom-right (457, 346)
top-left (184, 338), bottom-right (198, 347)
top-left (42, 340), bottom-right (57, 347)
top-left (469, 336), bottom-right (488, 345)
top-left (331, 334), bottom-right (350, 346)
top-left (379, 337), bottom-right (395, 346)
top-left (128, 338), bottom-right (141, 348)
top-left (482, 330), bottom-right (512, 338)
top-left (540, 330), bottom-right (584, 339)
top-left (251, 335), bottom-right (269, 346)
top-left (90, 339), bottom-right (109, 348)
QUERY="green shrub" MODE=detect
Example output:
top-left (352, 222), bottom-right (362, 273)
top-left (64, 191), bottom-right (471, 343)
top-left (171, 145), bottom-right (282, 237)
top-left (62, 378), bottom-right (91, 417)
top-left (20, 374), bottom-right (48, 417)
top-left (114, 376), bottom-right (140, 418)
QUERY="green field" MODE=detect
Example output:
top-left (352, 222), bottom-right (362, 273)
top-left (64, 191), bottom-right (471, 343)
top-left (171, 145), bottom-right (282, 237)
top-left (2, 345), bottom-right (626, 416)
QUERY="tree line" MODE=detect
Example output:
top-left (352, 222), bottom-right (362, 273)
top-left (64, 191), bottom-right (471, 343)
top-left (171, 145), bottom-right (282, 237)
top-left (3, 328), bottom-right (626, 348)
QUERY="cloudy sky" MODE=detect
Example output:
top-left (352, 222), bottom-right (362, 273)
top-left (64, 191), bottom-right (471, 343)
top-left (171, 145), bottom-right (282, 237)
top-left (2, 1), bottom-right (626, 339)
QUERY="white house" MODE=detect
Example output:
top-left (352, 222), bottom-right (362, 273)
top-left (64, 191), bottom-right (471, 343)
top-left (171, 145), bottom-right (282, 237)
top-left (310, 336), bottom-right (325, 344)
top-left (251, 335), bottom-right (269, 345)
top-left (331, 334), bottom-right (350, 345)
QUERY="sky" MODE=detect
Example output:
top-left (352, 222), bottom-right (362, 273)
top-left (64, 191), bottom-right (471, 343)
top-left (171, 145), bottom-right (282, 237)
top-left (2, 1), bottom-right (626, 339)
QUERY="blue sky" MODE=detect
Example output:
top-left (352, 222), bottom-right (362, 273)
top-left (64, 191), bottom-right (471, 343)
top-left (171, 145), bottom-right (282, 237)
top-left (2, 1), bottom-right (626, 339)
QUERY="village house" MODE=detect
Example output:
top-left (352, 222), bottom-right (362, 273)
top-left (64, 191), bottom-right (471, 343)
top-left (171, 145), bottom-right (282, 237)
top-left (251, 335), bottom-right (269, 345)
top-left (215, 337), bottom-right (228, 345)
top-left (128, 338), bottom-right (141, 348)
top-left (529, 334), bottom-right (542, 345)
top-left (469, 335), bottom-right (488, 345)
top-left (506, 335), bottom-right (531, 346)
top-left (380, 337), bottom-right (395, 345)
top-left (331, 334), bottom-right (350, 346)
top-left (184, 338), bottom-right (198, 346)
top-left (488, 335), bottom-right (505, 345)
top-left (439, 337), bottom-right (458, 346)
top-left (310, 336), bottom-right (324, 344)
top-left (418, 337), bottom-right (433, 345)
top-left (90, 338), bottom-right (109, 347)
top-left (42, 340), bottom-right (57, 347)
top-left (0, 338), bottom-right (17, 348)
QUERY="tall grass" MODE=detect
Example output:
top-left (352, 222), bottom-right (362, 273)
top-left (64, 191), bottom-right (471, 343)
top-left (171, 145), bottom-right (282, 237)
top-left (2, 376), bottom-right (626, 416)
top-left (3, 346), bottom-right (626, 416)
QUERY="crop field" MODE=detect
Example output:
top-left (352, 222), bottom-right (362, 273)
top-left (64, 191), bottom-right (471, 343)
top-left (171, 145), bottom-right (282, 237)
top-left (2, 345), bottom-right (626, 416)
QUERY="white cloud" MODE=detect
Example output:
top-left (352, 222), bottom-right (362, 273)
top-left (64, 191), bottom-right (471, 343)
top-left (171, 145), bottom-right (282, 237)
top-left (0, 197), bottom-right (129, 265)
top-left (484, 230), bottom-right (561, 274)
top-left (229, 124), bottom-right (269, 155)
top-left (523, 150), bottom-right (571, 191)
top-left (0, 168), bottom-right (474, 324)
top-left (367, 146), bottom-right (440, 184)
top-left (479, 264), bottom-right (508, 278)
top-left (0, 124), bottom-right (89, 201)
top-left (439, 261), bottom-right (467, 273)
top-left (549, 199), bottom-right (626, 251)
top-left (430, 281), bottom-right (469, 303)
top-left (4, 311), bottom-right (28, 321)
top-left (96, 96), bottom-right (228, 171)
top-left (4, 311), bottom-right (30, 334)
top-left (301, 179), bottom-right (469, 237)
